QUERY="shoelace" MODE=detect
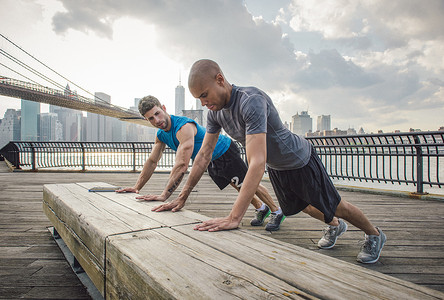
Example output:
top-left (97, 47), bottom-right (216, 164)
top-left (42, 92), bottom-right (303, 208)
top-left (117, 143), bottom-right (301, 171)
top-left (323, 226), bottom-right (337, 238)
top-left (269, 213), bottom-right (278, 223)
top-left (359, 236), bottom-right (377, 254)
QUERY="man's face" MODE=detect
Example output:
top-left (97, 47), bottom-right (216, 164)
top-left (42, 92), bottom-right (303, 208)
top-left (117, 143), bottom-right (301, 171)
top-left (190, 73), bottom-right (228, 111)
top-left (143, 105), bottom-right (170, 130)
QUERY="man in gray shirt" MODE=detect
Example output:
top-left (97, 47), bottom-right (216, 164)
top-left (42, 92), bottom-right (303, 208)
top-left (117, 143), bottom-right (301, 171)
top-left (154, 59), bottom-right (386, 264)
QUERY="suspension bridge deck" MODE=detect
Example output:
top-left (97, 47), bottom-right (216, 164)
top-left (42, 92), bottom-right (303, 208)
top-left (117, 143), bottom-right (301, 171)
top-left (1, 161), bottom-right (443, 299)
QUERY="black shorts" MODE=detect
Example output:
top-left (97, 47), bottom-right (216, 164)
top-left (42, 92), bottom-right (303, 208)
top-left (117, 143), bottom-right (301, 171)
top-left (208, 142), bottom-right (248, 190)
top-left (268, 146), bottom-right (341, 223)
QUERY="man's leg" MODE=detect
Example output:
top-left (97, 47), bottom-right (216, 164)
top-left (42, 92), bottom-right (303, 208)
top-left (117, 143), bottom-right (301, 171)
top-left (229, 182), bottom-right (262, 209)
top-left (255, 184), bottom-right (279, 212)
top-left (334, 200), bottom-right (379, 236)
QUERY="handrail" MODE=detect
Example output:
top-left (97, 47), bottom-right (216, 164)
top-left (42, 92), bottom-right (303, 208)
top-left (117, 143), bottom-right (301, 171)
top-left (1, 132), bottom-right (442, 193)
top-left (306, 131), bottom-right (444, 193)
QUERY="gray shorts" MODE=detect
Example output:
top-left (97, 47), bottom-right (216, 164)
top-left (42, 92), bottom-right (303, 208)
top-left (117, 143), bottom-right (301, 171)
top-left (267, 146), bottom-right (341, 223)
top-left (208, 142), bottom-right (248, 190)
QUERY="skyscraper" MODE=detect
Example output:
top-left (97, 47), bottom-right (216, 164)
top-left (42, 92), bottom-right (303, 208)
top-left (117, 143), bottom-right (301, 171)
top-left (87, 92), bottom-right (112, 141)
top-left (0, 109), bottom-right (20, 148)
top-left (21, 99), bottom-right (40, 141)
top-left (39, 113), bottom-right (62, 141)
top-left (292, 111), bottom-right (312, 136)
top-left (317, 115), bottom-right (331, 132)
top-left (175, 77), bottom-right (185, 116)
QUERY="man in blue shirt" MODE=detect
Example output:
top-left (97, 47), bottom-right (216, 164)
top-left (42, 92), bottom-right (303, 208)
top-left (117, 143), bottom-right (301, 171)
top-left (117, 95), bottom-right (284, 231)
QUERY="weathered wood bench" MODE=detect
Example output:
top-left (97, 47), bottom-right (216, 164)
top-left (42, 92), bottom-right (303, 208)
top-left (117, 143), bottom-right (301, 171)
top-left (43, 182), bottom-right (444, 299)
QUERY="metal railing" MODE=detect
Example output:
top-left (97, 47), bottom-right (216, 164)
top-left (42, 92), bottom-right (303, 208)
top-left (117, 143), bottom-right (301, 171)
top-left (1, 132), bottom-right (443, 193)
top-left (306, 131), bottom-right (444, 193)
top-left (0, 141), bottom-right (178, 171)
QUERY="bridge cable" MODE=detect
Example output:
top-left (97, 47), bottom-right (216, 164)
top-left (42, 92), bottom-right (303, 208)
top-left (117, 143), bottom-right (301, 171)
top-left (0, 62), bottom-right (43, 86)
top-left (0, 49), bottom-right (67, 91)
top-left (0, 33), bottom-right (110, 104)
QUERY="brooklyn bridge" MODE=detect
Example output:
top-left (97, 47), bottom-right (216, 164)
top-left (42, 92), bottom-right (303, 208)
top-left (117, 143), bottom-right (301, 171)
top-left (0, 76), bottom-right (150, 127)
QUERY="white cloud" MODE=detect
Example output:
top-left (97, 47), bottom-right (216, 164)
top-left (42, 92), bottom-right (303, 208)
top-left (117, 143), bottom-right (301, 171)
top-left (1, 0), bottom-right (443, 133)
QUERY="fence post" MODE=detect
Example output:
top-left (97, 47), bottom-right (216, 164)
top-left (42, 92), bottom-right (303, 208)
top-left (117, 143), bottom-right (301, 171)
top-left (132, 143), bottom-right (136, 172)
top-left (30, 142), bottom-right (36, 171)
top-left (413, 135), bottom-right (424, 194)
top-left (81, 143), bottom-right (86, 172)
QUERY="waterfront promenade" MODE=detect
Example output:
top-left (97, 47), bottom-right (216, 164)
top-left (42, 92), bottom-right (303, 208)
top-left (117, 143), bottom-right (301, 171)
top-left (1, 161), bottom-right (443, 299)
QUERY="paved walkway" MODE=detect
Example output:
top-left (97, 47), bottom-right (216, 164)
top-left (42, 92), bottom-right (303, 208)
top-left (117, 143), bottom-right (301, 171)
top-left (1, 163), bottom-right (443, 299)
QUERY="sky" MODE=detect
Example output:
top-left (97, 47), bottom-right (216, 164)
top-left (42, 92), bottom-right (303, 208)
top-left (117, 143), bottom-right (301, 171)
top-left (1, 0), bottom-right (443, 133)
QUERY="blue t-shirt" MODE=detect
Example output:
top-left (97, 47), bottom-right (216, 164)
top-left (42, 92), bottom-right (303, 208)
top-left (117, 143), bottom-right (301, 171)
top-left (157, 115), bottom-right (231, 161)
top-left (206, 85), bottom-right (311, 170)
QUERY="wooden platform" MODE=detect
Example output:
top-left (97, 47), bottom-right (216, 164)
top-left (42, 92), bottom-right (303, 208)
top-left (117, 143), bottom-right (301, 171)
top-left (1, 162), bottom-right (444, 299)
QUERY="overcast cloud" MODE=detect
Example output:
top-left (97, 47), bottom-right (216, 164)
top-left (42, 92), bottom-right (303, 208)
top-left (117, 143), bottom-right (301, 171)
top-left (1, 0), bottom-right (443, 132)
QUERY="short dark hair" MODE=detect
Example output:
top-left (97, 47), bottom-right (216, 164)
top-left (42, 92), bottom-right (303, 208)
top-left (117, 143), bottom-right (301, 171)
top-left (138, 95), bottom-right (161, 116)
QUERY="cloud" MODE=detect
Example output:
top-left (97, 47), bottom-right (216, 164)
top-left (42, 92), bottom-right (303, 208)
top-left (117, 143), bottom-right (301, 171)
top-left (48, 0), bottom-right (444, 132)
top-left (51, 0), bottom-right (300, 91)
top-left (295, 49), bottom-right (382, 89)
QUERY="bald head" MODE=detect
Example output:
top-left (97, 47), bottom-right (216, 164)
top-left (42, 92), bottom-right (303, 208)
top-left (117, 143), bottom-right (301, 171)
top-left (188, 59), bottom-right (224, 90)
top-left (188, 59), bottom-right (232, 111)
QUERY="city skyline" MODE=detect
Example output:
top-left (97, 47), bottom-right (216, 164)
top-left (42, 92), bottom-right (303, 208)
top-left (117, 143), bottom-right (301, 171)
top-left (1, 0), bottom-right (443, 133)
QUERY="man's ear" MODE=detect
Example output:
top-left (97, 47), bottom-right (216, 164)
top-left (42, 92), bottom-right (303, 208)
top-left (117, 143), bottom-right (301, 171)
top-left (162, 104), bottom-right (167, 111)
top-left (216, 73), bottom-right (225, 85)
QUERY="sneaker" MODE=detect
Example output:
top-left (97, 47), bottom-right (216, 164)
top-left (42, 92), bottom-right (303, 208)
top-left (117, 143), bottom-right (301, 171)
top-left (357, 227), bottom-right (386, 264)
top-left (265, 211), bottom-right (286, 231)
top-left (317, 219), bottom-right (348, 249)
top-left (250, 205), bottom-right (271, 226)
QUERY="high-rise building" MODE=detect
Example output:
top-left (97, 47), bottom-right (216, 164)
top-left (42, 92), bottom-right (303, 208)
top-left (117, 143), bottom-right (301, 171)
top-left (87, 92), bottom-right (112, 141)
top-left (131, 98), bottom-right (141, 113)
top-left (21, 99), bottom-right (40, 141)
top-left (39, 113), bottom-right (62, 141)
top-left (292, 111), bottom-right (312, 136)
top-left (175, 78), bottom-right (185, 116)
top-left (0, 109), bottom-right (21, 148)
top-left (317, 115), bottom-right (331, 132)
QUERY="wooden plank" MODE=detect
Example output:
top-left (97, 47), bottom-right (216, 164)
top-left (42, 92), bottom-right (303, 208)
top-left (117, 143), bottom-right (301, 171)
top-left (173, 225), bottom-right (444, 300)
top-left (106, 227), bottom-right (313, 300)
top-left (2, 166), bottom-right (444, 298)
top-left (43, 201), bottom-right (105, 295)
top-left (42, 181), bottom-right (210, 296)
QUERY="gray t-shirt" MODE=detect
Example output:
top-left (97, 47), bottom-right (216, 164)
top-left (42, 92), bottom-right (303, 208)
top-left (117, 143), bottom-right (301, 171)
top-left (207, 85), bottom-right (311, 170)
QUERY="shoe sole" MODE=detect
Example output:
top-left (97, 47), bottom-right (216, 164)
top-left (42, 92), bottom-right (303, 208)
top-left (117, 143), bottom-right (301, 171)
top-left (317, 221), bottom-right (348, 249)
top-left (265, 215), bottom-right (286, 231)
top-left (357, 233), bottom-right (387, 264)
top-left (250, 210), bottom-right (271, 226)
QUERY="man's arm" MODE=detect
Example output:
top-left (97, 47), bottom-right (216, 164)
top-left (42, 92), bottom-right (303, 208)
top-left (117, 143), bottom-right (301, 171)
top-left (116, 137), bottom-right (165, 193)
top-left (152, 131), bottom-right (219, 212)
top-left (194, 133), bottom-right (267, 231)
top-left (137, 123), bottom-right (196, 201)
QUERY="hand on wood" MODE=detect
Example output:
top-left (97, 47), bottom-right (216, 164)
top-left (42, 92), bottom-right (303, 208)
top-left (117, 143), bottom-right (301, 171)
top-left (136, 194), bottom-right (166, 202)
top-left (115, 187), bottom-right (139, 193)
top-left (193, 216), bottom-right (240, 232)
top-left (151, 197), bottom-right (186, 212)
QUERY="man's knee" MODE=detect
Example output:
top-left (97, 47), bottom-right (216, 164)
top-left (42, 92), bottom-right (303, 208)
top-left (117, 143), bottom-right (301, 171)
top-left (302, 205), bottom-right (314, 214)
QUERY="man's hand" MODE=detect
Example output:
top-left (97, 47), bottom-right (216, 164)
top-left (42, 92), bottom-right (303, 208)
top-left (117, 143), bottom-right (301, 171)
top-left (193, 216), bottom-right (240, 232)
top-left (151, 197), bottom-right (186, 212)
top-left (116, 187), bottom-right (139, 193)
top-left (136, 194), bottom-right (167, 202)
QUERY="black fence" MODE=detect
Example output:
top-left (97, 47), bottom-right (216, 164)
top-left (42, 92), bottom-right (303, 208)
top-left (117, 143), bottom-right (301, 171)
top-left (1, 131), bottom-right (443, 193)
top-left (0, 142), bottom-right (177, 172)
top-left (307, 131), bottom-right (444, 193)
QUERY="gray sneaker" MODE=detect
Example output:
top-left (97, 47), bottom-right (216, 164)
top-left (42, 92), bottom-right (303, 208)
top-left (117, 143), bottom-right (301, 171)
top-left (317, 219), bottom-right (348, 249)
top-left (265, 211), bottom-right (286, 231)
top-left (357, 227), bottom-right (386, 264)
top-left (250, 205), bottom-right (271, 226)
